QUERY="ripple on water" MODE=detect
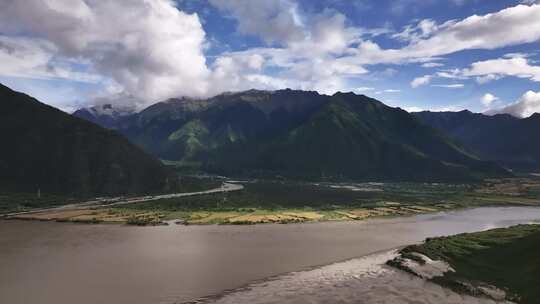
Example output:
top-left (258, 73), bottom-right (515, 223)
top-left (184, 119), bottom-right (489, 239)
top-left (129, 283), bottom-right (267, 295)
top-left (189, 250), bottom-right (513, 304)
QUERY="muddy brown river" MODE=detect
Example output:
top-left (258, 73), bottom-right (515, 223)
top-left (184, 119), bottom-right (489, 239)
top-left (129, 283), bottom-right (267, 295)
top-left (1, 207), bottom-right (540, 304)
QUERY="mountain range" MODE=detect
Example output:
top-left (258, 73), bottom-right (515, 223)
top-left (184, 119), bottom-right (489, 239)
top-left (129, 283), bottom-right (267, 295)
top-left (73, 103), bottom-right (135, 129)
top-left (75, 89), bottom-right (508, 181)
top-left (415, 110), bottom-right (540, 172)
top-left (0, 84), bottom-right (176, 197)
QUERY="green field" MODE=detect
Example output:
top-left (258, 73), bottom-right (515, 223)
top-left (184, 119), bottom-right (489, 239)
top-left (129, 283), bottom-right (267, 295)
top-left (395, 224), bottom-right (540, 303)
top-left (0, 193), bottom-right (78, 214)
top-left (3, 177), bottom-right (540, 225)
top-left (0, 176), bottom-right (221, 215)
top-left (110, 178), bottom-right (540, 225)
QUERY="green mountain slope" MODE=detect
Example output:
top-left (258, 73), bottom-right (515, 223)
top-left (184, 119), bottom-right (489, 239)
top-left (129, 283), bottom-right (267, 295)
top-left (75, 89), bottom-right (509, 181)
top-left (203, 93), bottom-right (507, 181)
top-left (415, 110), bottom-right (540, 172)
top-left (0, 84), bottom-right (175, 197)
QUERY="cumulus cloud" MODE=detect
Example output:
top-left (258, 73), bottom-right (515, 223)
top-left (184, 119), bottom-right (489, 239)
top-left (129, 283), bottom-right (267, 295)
top-left (481, 93), bottom-right (498, 107)
top-left (411, 75), bottom-right (432, 88)
top-left (412, 55), bottom-right (540, 89)
top-left (487, 91), bottom-right (540, 118)
top-left (521, 0), bottom-right (540, 4)
top-left (475, 74), bottom-right (503, 84)
top-left (209, 47), bottom-right (368, 95)
top-left (209, 0), bottom-right (362, 55)
top-left (133, 1), bottom-right (540, 97)
top-left (350, 4), bottom-right (540, 65)
top-left (209, 52), bottom-right (286, 93)
top-left (462, 57), bottom-right (540, 83)
top-left (402, 4), bottom-right (540, 58)
top-left (4, 1), bottom-right (540, 110)
top-left (208, 0), bottom-right (371, 94)
top-left (209, 0), bottom-right (305, 46)
top-left (0, 36), bottom-right (100, 83)
top-left (0, 0), bottom-right (210, 107)
top-left (392, 19), bottom-right (440, 43)
top-left (410, 70), bottom-right (468, 88)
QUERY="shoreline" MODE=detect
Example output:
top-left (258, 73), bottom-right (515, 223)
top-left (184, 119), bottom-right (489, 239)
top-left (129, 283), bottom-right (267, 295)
top-left (387, 224), bottom-right (540, 303)
top-left (180, 247), bottom-right (405, 304)
top-left (186, 225), bottom-right (540, 304)
top-left (182, 248), bottom-right (513, 304)
top-left (3, 202), bottom-right (538, 227)
top-left (3, 178), bottom-right (540, 226)
top-left (181, 223), bottom-right (540, 304)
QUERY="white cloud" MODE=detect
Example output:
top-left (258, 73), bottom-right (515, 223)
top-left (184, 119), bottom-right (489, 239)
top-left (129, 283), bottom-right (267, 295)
top-left (403, 4), bottom-right (540, 58)
top-left (210, 0), bottom-right (362, 55)
top-left (207, 0), bottom-right (370, 94)
top-left (375, 89), bottom-right (401, 94)
top-left (209, 53), bottom-right (286, 93)
top-left (475, 74), bottom-right (503, 84)
top-left (351, 4), bottom-right (540, 65)
top-left (0, 0), bottom-right (210, 107)
top-left (503, 52), bottom-right (534, 59)
top-left (436, 69), bottom-right (468, 79)
top-left (4, 0), bottom-right (540, 110)
top-left (415, 55), bottom-right (540, 88)
top-left (404, 106), bottom-right (424, 112)
top-left (0, 36), bottom-right (100, 83)
top-left (487, 91), bottom-right (540, 118)
top-left (521, 0), bottom-right (540, 4)
top-left (210, 2), bottom-right (540, 85)
top-left (462, 57), bottom-right (540, 83)
top-left (209, 2), bottom-right (540, 96)
top-left (355, 87), bottom-right (375, 92)
top-left (481, 93), bottom-right (498, 107)
top-left (392, 19), bottom-right (439, 43)
top-left (411, 75), bottom-right (432, 88)
top-left (431, 84), bottom-right (465, 88)
top-left (209, 0), bottom-right (305, 46)
top-left (421, 62), bottom-right (444, 68)
top-left (411, 68), bottom-right (468, 88)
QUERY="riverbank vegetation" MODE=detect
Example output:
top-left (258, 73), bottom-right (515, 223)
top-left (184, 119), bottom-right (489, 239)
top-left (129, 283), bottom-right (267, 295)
top-left (0, 193), bottom-right (77, 214)
top-left (389, 224), bottom-right (540, 303)
top-left (6, 177), bottom-right (540, 225)
top-left (0, 176), bottom-right (221, 215)
top-left (114, 177), bottom-right (540, 225)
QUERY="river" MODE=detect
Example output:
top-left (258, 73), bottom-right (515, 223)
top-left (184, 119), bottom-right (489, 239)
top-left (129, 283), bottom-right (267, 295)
top-left (1, 207), bottom-right (539, 304)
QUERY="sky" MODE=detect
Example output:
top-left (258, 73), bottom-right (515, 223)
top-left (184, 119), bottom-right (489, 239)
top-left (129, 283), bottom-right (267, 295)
top-left (1, 0), bottom-right (540, 117)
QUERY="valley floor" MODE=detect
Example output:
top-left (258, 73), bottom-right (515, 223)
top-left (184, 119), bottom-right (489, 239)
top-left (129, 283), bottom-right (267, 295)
top-left (4, 177), bottom-right (540, 226)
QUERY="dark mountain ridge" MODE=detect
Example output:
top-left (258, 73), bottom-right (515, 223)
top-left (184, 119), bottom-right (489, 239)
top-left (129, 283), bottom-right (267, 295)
top-left (0, 83), bottom-right (176, 197)
top-left (415, 110), bottom-right (540, 172)
top-left (74, 89), bottom-right (509, 181)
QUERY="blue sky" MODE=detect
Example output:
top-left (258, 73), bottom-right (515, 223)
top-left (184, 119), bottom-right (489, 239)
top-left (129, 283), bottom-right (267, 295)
top-left (1, 0), bottom-right (540, 117)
